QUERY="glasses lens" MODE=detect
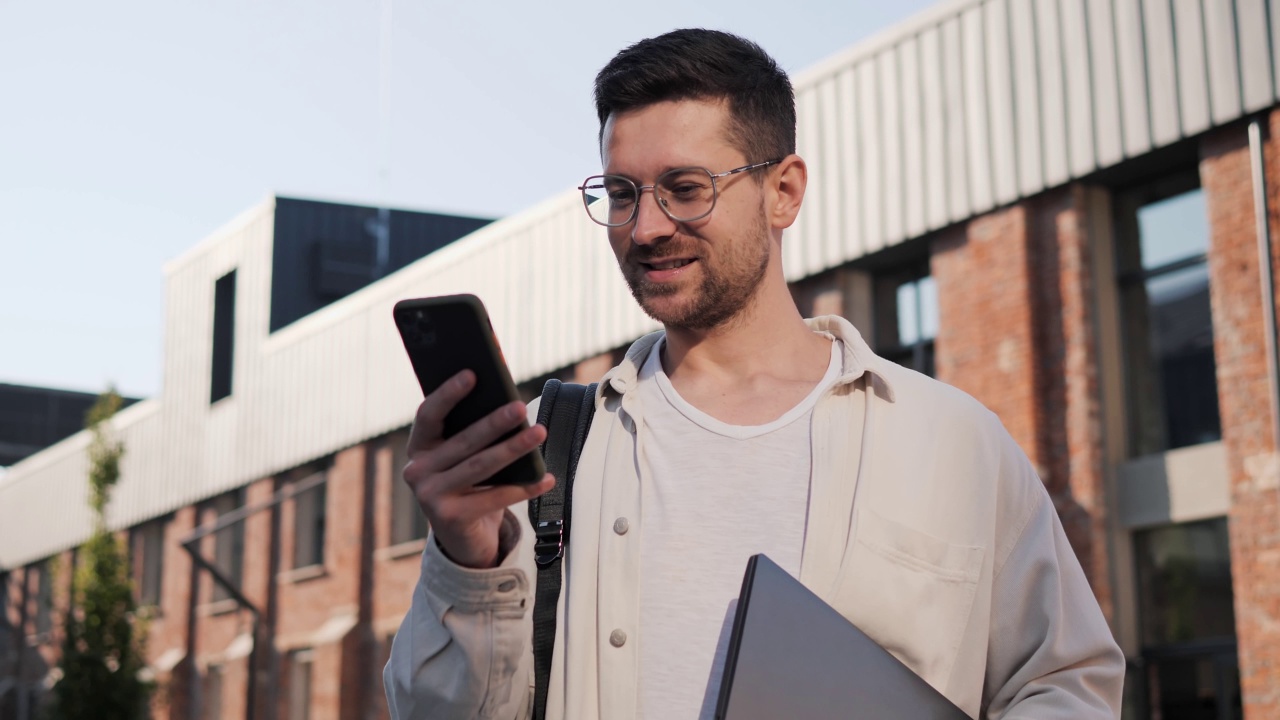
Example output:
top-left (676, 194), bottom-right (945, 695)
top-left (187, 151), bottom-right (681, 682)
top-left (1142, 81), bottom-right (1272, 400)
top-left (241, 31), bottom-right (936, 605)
top-left (582, 175), bottom-right (637, 226)
top-left (656, 168), bottom-right (715, 222)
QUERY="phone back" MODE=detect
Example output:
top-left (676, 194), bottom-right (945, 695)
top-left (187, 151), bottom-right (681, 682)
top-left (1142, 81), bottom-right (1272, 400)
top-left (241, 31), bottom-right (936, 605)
top-left (393, 295), bottom-right (543, 485)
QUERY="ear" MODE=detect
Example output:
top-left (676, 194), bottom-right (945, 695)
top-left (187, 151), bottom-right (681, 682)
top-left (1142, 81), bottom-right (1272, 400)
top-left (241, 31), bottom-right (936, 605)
top-left (767, 154), bottom-right (807, 230)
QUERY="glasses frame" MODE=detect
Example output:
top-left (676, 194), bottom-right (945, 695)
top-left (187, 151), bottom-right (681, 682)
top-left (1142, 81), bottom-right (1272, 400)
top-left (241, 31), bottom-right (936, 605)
top-left (578, 159), bottom-right (781, 227)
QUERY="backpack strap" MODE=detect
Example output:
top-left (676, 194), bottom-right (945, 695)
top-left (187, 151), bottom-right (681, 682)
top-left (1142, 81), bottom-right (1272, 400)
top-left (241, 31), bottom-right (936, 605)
top-left (530, 378), bottom-right (598, 720)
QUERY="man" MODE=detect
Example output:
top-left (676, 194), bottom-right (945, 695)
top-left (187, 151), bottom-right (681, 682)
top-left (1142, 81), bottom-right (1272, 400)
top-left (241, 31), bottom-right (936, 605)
top-left (385, 29), bottom-right (1124, 720)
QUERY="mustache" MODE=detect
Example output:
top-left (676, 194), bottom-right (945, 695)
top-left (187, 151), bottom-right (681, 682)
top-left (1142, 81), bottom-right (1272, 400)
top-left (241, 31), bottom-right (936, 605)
top-left (626, 243), bottom-right (699, 263)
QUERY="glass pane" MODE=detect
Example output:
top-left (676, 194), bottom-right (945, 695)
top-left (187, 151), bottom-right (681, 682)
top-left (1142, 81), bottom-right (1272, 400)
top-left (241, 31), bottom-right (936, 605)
top-left (1121, 185), bottom-right (1220, 456)
top-left (1138, 190), bottom-right (1209, 270)
top-left (917, 276), bottom-right (938, 341)
top-left (1148, 656), bottom-right (1218, 720)
top-left (896, 281), bottom-right (919, 346)
top-left (1135, 518), bottom-right (1236, 647)
top-left (1149, 263), bottom-right (1220, 450)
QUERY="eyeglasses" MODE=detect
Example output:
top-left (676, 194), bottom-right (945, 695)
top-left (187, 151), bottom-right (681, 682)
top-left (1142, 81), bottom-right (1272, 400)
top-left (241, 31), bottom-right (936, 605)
top-left (578, 159), bottom-right (780, 227)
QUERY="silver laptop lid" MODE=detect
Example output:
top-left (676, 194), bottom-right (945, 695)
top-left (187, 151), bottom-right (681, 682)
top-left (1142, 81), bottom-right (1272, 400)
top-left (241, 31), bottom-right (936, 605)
top-left (715, 554), bottom-right (970, 720)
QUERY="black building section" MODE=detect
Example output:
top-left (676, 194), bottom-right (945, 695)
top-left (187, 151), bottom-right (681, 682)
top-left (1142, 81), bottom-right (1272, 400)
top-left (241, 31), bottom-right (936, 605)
top-left (0, 384), bottom-right (141, 466)
top-left (269, 197), bottom-right (493, 333)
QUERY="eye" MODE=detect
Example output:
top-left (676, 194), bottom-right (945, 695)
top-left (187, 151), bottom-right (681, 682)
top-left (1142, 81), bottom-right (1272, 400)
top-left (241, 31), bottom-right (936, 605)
top-left (608, 188), bottom-right (637, 206)
top-left (659, 170), bottom-right (712, 202)
top-left (603, 179), bottom-right (636, 206)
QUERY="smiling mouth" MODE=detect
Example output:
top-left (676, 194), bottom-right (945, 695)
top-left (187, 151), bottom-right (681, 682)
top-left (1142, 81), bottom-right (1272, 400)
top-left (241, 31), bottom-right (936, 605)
top-left (642, 258), bottom-right (695, 271)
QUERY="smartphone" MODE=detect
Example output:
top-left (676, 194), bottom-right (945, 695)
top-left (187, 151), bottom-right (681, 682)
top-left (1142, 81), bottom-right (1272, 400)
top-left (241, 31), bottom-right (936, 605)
top-left (393, 294), bottom-right (546, 486)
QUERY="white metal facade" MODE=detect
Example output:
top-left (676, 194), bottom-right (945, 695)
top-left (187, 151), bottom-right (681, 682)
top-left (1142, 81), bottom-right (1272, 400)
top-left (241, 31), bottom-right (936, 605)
top-left (1, 0), bottom-right (1275, 569)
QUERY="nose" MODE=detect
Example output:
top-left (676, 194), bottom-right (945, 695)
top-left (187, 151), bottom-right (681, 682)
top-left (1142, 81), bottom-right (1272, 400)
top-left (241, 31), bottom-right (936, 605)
top-left (630, 188), bottom-right (676, 246)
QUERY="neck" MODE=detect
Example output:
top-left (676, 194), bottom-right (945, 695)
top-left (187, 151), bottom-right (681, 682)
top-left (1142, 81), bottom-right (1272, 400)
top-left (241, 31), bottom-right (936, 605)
top-left (660, 278), bottom-right (826, 384)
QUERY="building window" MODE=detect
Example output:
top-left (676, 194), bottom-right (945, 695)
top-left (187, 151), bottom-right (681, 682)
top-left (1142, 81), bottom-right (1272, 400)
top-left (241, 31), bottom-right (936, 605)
top-left (1133, 518), bottom-right (1241, 719)
top-left (287, 648), bottom-right (314, 720)
top-left (130, 519), bottom-right (165, 608)
top-left (31, 561), bottom-right (51, 638)
top-left (209, 491), bottom-right (245, 603)
top-left (210, 270), bottom-right (237, 403)
top-left (1115, 181), bottom-right (1220, 457)
top-left (389, 433), bottom-right (429, 546)
top-left (292, 471), bottom-right (327, 570)
top-left (874, 264), bottom-right (938, 377)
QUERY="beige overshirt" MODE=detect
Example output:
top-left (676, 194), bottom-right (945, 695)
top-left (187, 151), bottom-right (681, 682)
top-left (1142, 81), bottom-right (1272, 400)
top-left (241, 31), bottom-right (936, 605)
top-left (384, 316), bottom-right (1125, 720)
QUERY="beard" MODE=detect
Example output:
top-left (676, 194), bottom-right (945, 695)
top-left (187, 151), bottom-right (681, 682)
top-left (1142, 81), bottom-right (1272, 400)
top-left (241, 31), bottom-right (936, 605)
top-left (621, 211), bottom-right (771, 331)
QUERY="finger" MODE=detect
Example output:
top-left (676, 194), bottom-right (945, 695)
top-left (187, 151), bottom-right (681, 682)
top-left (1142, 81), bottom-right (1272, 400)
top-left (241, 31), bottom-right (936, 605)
top-left (455, 471), bottom-right (555, 515)
top-left (407, 369), bottom-right (475, 451)
top-left (430, 399), bottom-right (532, 473)
top-left (434, 423), bottom-right (548, 495)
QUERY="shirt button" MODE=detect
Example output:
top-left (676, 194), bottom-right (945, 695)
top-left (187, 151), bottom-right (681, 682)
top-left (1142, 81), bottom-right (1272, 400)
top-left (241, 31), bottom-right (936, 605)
top-left (609, 629), bottom-right (627, 648)
top-left (613, 517), bottom-right (629, 535)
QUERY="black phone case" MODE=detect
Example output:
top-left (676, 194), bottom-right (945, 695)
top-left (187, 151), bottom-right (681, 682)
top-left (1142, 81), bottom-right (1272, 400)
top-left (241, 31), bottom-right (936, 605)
top-left (393, 294), bottom-right (546, 486)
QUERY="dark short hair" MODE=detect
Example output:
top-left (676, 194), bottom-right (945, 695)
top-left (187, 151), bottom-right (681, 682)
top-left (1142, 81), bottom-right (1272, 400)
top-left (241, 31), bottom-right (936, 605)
top-left (594, 29), bottom-right (796, 165)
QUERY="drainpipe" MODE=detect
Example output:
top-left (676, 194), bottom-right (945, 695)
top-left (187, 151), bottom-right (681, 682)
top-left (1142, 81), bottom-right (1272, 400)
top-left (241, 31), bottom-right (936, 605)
top-left (1248, 119), bottom-right (1280, 459)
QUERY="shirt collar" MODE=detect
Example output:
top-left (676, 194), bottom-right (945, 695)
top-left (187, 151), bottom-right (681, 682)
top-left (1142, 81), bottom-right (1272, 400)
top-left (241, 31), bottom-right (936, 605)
top-left (599, 315), bottom-right (897, 404)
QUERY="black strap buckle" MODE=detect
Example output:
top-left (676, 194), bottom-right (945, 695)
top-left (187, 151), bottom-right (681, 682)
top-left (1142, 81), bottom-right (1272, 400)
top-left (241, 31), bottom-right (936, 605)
top-left (534, 520), bottom-right (564, 566)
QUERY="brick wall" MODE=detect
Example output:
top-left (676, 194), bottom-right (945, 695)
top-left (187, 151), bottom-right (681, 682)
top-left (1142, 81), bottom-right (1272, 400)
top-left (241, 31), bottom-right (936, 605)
top-left (930, 191), bottom-right (1115, 618)
top-left (1201, 113), bottom-right (1280, 720)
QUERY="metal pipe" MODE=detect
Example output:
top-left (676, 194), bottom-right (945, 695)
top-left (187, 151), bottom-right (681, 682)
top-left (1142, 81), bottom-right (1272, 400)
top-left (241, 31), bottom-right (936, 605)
top-left (1248, 119), bottom-right (1280, 461)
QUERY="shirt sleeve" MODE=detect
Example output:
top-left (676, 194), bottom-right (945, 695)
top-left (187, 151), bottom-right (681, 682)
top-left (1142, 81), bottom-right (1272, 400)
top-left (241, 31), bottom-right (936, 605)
top-left (383, 509), bottom-right (535, 720)
top-left (982, 441), bottom-right (1125, 719)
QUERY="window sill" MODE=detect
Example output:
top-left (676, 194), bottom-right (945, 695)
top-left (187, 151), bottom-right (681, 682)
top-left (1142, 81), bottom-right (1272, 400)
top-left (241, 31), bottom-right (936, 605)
top-left (201, 599), bottom-right (240, 617)
top-left (279, 564), bottom-right (328, 584)
top-left (376, 538), bottom-right (427, 561)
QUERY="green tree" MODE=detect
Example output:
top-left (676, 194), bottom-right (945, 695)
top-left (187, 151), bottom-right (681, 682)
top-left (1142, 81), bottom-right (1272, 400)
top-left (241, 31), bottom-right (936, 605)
top-left (44, 390), bottom-right (153, 719)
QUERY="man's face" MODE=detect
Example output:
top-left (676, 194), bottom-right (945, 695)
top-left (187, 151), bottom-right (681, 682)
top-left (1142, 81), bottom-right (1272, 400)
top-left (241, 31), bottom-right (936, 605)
top-left (600, 99), bottom-right (773, 331)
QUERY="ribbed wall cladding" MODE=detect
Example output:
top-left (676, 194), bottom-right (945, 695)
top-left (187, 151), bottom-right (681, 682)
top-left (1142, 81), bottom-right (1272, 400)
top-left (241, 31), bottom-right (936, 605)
top-left (2, 0), bottom-right (1275, 568)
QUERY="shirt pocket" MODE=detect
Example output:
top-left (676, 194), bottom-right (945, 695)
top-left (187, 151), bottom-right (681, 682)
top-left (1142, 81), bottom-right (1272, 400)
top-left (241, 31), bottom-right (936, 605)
top-left (830, 508), bottom-right (983, 693)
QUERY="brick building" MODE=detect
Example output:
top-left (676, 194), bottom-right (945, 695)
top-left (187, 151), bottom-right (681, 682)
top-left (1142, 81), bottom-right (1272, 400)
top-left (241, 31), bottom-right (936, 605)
top-left (3, 1), bottom-right (1280, 719)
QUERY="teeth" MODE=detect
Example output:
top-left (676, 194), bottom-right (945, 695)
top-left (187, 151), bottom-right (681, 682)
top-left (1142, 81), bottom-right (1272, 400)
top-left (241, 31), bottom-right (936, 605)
top-left (649, 259), bottom-right (692, 270)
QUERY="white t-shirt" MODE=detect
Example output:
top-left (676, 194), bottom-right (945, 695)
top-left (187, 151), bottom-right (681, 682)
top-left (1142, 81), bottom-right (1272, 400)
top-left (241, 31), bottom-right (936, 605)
top-left (635, 335), bottom-right (843, 719)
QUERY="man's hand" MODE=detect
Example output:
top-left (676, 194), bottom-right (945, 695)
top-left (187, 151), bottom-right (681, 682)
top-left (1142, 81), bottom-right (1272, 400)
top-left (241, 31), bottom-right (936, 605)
top-left (403, 369), bottom-right (555, 569)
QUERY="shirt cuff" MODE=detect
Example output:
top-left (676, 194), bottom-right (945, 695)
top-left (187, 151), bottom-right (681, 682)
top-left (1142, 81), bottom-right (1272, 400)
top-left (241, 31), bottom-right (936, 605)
top-left (421, 511), bottom-right (529, 612)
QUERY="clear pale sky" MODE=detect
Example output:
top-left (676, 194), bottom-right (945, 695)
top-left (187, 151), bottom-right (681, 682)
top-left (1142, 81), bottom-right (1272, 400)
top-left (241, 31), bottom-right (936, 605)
top-left (0, 1), bottom-right (937, 399)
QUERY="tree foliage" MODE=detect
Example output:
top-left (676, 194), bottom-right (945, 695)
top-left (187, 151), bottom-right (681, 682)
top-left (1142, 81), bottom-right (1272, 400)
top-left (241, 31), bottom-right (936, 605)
top-left (44, 390), bottom-right (153, 720)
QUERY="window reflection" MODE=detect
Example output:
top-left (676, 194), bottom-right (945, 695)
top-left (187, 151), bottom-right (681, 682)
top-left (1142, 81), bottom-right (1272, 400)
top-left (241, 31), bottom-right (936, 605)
top-left (1117, 183), bottom-right (1221, 457)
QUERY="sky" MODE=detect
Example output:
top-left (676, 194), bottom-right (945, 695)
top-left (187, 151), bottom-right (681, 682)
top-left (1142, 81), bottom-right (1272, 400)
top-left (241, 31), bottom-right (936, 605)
top-left (0, 0), bottom-right (939, 399)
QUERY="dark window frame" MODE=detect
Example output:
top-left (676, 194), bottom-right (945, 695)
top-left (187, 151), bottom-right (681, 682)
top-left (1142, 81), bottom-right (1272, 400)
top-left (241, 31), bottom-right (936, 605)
top-left (291, 466), bottom-right (328, 570)
top-left (209, 490), bottom-right (246, 603)
top-left (389, 431), bottom-right (429, 547)
top-left (1114, 174), bottom-right (1221, 457)
top-left (210, 270), bottom-right (237, 403)
top-left (873, 261), bottom-right (937, 377)
top-left (130, 517), bottom-right (167, 608)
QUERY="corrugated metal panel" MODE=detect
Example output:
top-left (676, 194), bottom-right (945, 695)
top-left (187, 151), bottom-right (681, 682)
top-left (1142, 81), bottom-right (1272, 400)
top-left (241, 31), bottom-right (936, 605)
top-left (6, 0), bottom-right (1277, 569)
top-left (857, 59), bottom-right (885, 253)
top-left (1010, 0), bottom-right (1044, 196)
top-left (1089, 0), bottom-right (1127, 166)
top-left (900, 37), bottom-right (928, 240)
top-left (1037, 0), bottom-right (1071, 188)
top-left (1205, 0), bottom-right (1244, 124)
top-left (880, 50), bottom-right (906, 245)
top-left (1144, 0), bottom-right (1182, 146)
top-left (1174, 0), bottom-right (1213, 136)
top-left (963, 6), bottom-right (995, 213)
top-left (985, 0), bottom-right (1020, 205)
top-left (942, 16), bottom-right (970, 221)
top-left (920, 27), bottom-right (949, 228)
top-left (1061, 0), bottom-right (1097, 178)
top-left (1238, 0), bottom-right (1276, 112)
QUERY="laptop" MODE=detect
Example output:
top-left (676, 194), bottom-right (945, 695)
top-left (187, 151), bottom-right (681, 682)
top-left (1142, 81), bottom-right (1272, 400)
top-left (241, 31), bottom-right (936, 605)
top-left (714, 554), bottom-right (970, 720)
